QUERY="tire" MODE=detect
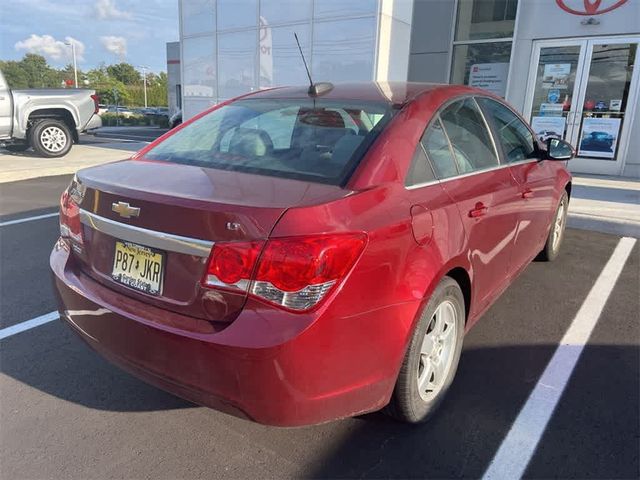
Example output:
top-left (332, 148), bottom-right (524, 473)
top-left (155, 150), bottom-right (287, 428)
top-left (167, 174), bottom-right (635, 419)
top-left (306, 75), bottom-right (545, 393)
top-left (538, 191), bottom-right (569, 262)
top-left (29, 118), bottom-right (73, 158)
top-left (4, 144), bottom-right (30, 153)
top-left (386, 276), bottom-right (465, 423)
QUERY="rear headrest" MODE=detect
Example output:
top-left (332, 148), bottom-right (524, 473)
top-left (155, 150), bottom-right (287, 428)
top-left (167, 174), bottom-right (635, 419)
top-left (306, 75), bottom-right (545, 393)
top-left (298, 109), bottom-right (345, 128)
top-left (228, 128), bottom-right (274, 157)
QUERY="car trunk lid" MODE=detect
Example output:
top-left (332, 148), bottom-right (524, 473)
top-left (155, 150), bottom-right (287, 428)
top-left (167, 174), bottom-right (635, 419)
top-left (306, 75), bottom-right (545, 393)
top-left (69, 159), bottom-right (352, 324)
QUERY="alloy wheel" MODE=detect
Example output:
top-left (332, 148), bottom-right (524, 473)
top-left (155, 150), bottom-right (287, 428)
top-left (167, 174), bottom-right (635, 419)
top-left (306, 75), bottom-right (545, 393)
top-left (417, 300), bottom-right (458, 401)
top-left (40, 126), bottom-right (68, 153)
top-left (552, 197), bottom-right (567, 252)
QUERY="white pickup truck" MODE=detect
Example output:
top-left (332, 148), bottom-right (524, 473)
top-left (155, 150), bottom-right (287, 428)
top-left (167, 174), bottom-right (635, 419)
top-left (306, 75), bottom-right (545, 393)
top-left (0, 69), bottom-right (102, 157)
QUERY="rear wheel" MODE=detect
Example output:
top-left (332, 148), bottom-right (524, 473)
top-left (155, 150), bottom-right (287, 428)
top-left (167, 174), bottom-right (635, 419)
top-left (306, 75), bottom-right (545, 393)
top-left (386, 277), bottom-right (465, 423)
top-left (29, 118), bottom-right (72, 158)
top-left (539, 191), bottom-right (568, 262)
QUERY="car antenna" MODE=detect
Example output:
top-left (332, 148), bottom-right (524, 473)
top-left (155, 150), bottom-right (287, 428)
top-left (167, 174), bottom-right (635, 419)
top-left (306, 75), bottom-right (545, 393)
top-left (294, 32), bottom-right (333, 97)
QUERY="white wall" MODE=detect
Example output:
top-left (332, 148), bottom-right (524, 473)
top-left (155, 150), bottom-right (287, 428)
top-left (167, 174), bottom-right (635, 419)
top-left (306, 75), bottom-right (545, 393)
top-left (376, 0), bottom-right (414, 82)
top-left (166, 42), bottom-right (181, 116)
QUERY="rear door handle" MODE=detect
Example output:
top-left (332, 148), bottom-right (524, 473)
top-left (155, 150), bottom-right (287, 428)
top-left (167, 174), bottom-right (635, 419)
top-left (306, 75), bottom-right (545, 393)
top-left (522, 188), bottom-right (534, 199)
top-left (468, 202), bottom-right (488, 218)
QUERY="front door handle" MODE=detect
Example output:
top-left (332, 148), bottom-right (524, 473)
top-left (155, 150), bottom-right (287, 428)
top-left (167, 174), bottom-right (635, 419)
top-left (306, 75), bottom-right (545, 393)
top-left (469, 202), bottom-right (488, 218)
top-left (522, 188), bottom-right (534, 199)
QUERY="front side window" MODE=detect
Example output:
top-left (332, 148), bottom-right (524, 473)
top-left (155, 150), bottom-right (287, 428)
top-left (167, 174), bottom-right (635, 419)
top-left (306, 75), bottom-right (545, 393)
top-left (439, 98), bottom-right (499, 174)
top-left (478, 97), bottom-right (537, 163)
top-left (145, 98), bottom-right (395, 185)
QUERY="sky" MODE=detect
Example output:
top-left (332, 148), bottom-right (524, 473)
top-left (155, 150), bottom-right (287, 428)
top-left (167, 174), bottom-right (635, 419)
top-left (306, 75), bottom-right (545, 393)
top-left (0, 0), bottom-right (179, 73)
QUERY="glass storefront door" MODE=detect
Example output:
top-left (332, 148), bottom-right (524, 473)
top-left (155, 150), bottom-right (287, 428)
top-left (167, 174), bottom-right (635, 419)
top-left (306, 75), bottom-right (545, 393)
top-left (525, 37), bottom-right (640, 175)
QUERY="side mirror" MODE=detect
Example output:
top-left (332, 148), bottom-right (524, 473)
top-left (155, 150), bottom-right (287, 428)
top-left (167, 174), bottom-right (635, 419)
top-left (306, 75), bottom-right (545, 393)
top-left (545, 138), bottom-right (575, 161)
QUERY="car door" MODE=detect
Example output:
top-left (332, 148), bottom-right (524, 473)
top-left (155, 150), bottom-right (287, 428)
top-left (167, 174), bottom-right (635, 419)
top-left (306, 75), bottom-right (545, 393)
top-left (0, 70), bottom-right (12, 139)
top-left (427, 98), bottom-right (521, 313)
top-left (477, 97), bottom-right (556, 272)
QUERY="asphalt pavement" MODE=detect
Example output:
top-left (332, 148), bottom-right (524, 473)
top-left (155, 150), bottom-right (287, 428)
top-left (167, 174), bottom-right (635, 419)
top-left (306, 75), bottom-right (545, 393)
top-left (93, 126), bottom-right (170, 143)
top-left (0, 176), bottom-right (638, 479)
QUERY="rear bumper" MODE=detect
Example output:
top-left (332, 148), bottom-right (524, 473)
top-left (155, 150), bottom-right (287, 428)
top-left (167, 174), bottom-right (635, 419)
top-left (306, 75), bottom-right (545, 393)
top-left (51, 239), bottom-right (418, 426)
top-left (82, 114), bottom-right (102, 132)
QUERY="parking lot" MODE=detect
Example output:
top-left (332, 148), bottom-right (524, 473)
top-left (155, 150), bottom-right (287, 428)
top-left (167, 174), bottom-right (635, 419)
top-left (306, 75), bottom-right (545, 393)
top-left (0, 138), bottom-right (639, 479)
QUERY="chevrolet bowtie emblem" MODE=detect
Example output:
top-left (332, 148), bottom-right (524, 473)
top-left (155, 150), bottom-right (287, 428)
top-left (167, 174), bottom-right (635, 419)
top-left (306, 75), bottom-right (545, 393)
top-left (112, 201), bottom-right (140, 219)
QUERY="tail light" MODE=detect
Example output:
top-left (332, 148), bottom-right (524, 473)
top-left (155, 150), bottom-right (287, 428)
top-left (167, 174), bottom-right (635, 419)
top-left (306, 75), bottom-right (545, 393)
top-left (90, 94), bottom-right (99, 114)
top-left (60, 190), bottom-right (83, 245)
top-left (203, 233), bottom-right (367, 311)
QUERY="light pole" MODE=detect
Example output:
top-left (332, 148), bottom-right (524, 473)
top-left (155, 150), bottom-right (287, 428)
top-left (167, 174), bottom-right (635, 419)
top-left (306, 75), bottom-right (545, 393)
top-left (65, 41), bottom-right (78, 88)
top-left (138, 65), bottom-right (149, 108)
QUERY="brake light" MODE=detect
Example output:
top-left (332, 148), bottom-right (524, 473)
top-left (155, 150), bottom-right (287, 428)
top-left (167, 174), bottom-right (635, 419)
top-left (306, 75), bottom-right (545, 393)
top-left (204, 241), bottom-right (264, 288)
top-left (60, 190), bottom-right (83, 244)
top-left (90, 94), bottom-right (99, 114)
top-left (202, 233), bottom-right (367, 311)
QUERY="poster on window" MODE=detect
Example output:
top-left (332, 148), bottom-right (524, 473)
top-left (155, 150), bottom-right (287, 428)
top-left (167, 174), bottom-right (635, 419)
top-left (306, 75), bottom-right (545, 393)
top-left (542, 64), bottom-right (571, 90)
top-left (531, 116), bottom-right (566, 142)
top-left (468, 63), bottom-right (509, 97)
top-left (578, 117), bottom-right (621, 159)
top-left (539, 103), bottom-right (564, 117)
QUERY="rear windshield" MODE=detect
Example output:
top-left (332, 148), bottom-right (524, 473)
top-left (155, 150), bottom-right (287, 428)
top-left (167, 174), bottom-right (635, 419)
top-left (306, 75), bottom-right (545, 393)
top-left (144, 98), bottom-right (395, 185)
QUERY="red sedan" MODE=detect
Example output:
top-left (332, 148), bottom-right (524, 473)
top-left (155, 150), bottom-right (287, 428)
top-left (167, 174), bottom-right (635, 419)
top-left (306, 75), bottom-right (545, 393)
top-left (51, 82), bottom-right (573, 426)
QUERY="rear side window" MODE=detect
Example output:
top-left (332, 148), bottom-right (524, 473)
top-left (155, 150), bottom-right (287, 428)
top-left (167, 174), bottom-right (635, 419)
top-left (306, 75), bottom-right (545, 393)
top-left (478, 97), bottom-right (536, 163)
top-left (439, 98), bottom-right (499, 174)
top-left (145, 98), bottom-right (395, 185)
top-left (405, 143), bottom-right (436, 186)
top-left (421, 117), bottom-right (458, 180)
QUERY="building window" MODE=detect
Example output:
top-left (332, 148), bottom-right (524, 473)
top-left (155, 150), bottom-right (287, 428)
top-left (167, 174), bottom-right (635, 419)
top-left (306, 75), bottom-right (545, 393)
top-left (454, 0), bottom-right (517, 41)
top-left (179, 0), bottom-right (380, 119)
top-left (450, 0), bottom-right (517, 98)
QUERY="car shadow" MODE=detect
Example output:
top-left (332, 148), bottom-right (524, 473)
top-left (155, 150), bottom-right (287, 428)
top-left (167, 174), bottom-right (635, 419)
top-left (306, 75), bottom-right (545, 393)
top-left (303, 344), bottom-right (639, 479)
top-left (0, 147), bottom-right (36, 158)
top-left (1, 321), bottom-right (192, 412)
top-left (3, 336), bottom-right (636, 478)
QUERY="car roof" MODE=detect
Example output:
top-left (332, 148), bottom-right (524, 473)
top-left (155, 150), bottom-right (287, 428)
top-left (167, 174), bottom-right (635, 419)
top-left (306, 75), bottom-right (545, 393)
top-left (244, 82), bottom-right (465, 106)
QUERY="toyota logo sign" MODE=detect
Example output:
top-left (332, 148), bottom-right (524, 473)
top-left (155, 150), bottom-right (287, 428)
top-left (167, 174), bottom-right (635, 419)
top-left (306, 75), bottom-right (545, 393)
top-left (556, 0), bottom-right (629, 16)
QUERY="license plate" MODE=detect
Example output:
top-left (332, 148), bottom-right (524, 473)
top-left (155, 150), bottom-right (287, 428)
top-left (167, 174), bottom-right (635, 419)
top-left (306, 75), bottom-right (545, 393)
top-left (112, 241), bottom-right (165, 295)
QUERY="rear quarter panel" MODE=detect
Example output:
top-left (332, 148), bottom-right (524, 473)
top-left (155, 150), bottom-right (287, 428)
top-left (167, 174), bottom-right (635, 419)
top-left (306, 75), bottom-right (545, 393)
top-left (11, 89), bottom-right (96, 138)
top-left (269, 181), bottom-right (468, 400)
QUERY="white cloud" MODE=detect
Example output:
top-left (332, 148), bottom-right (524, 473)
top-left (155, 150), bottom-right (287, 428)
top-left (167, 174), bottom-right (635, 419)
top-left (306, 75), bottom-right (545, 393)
top-left (15, 34), bottom-right (85, 62)
top-left (100, 36), bottom-right (128, 58)
top-left (95, 0), bottom-right (132, 20)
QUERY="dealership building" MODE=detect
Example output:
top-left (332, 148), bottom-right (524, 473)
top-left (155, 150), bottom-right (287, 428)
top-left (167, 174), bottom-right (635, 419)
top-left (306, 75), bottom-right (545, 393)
top-left (178, 0), bottom-right (640, 177)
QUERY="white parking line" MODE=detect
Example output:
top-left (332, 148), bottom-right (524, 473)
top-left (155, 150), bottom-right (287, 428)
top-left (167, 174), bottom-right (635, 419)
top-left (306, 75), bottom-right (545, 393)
top-left (0, 311), bottom-right (59, 340)
top-left (483, 236), bottom-right (637, 480)
top-left (0, 212), bottom-right (58, 227)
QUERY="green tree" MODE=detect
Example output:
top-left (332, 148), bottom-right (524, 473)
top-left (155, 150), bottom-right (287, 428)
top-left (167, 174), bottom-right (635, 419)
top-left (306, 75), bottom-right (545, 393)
top-left (58, 63), bottom-right (86, 87)
top-left (0, 54), bottom-right (60, 88)
top-left (87, 66), bottom-right (129, 104)
top-left (106, 63), bottom-right (141, 85)
top-left (0, 60), bottom-right (30, 88)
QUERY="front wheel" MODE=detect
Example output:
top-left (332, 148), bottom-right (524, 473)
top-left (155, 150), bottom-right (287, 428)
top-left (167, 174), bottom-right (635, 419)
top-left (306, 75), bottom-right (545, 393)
top-left (29, 118), bottom-right (73, 158)
top-left (539, 191), bottom-right (569, 262)
top-left (386, 277), bottom-right (465, 423)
